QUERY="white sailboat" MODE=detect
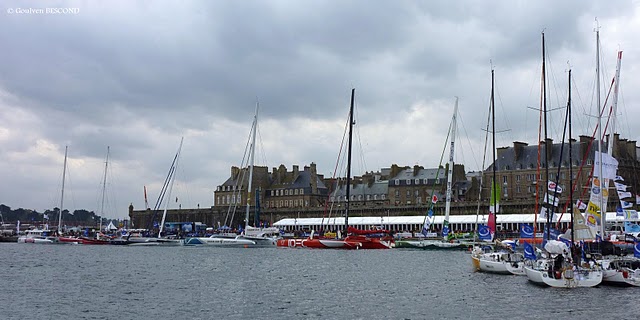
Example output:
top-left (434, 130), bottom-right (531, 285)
top-left (471, 70), bottom-right (525, 274)
top-left (185, 103), bottom-right (277, 247)
top-left (397, 98), bottom-right (467, 250)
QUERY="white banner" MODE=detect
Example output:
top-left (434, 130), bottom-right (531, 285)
top-left (548, 181), bottom-right (563, 193)
top-left (544, 193), bottom-right (560, 207)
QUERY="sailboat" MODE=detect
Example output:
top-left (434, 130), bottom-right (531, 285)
top-left (471, 69), bottom-right (525, 274)
top-left (276, 89), bottom-right (393, 249)
top-left (119, 138), bottom-right (185, 246)
top-left (20, 146), bottom-right (71, 244)
top-left (396, 98), bottom-right (468, 250)
top-left (185, 104), bottom-right (276, 247)
top-left (524, 62), bottom-right (603, 287)
top-left (80, 147), bottom-right (112, 245)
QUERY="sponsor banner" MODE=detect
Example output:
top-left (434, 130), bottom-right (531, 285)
top-left (547, 181), bottom-right (563, 193)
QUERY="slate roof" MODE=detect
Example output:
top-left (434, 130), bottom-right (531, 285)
top-left (489, 141), bottom-right (605, 172)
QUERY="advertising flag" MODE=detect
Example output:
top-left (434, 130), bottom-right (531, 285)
top-left (618, 191), bottom-right (632, 199)
top-left (520, 224), bottom-right (534, 238)
top-left (614, 182), bottom-right (628, 191)
top-left (524, 242), bottom-right (537, 260)
top-left (548, 181), bottom-right (563, 193)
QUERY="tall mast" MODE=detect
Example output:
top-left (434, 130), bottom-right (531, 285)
top-left (444, 97), bottom-right (458, 240)
top-left (345, 88), bottom-right (355, 232)
top-left (596, 25), bottom-right (605, 237)
top-left (158, 137), bottom-right (183, 237)
top-left (99, 146), bottom-right (110, 232)
top-left (568, 70), bottom-right (574, 246)
top-left (245, 102), bottom-right (259, 230)
top-left (608, 51), bottom-right (623, 155)
top-left (491, 70), bottom-right (497, 232)
top-left (58, 146), bottom-right (68, 233)
top-left (542, 32), bottom-right (552, 239)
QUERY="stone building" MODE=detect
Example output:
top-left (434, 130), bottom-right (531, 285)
top-left (483, 134), bottom-right (640, 214)
top-left (264, 163), bottom-right (329, 209)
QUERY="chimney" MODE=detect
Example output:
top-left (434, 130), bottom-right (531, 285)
top-left (310, 163), bottom-right (318, 194)
top-left (628, 140), bottom-right (637, 161)
top-left (579, 135), bottom-right (594, 161)
top-left (293, 165), bottom-right (299, 181)
top-left (544, 138), bottom-right (553, 161)
top-left (513, 141), bottom-right (528, 161)
top-left (413, 165), bottom-right (421, 176)
top-left (231, 166), bottom-right (240, 180)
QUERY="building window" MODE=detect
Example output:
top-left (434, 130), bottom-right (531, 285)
top-left (358, 195), bottom-right (362, 200)
top-left (395, 179), bottom-right (400, 185)
top-left (415, 190), bottom-right (419, 196)
top-left (382, 194), bottom-right (386, 200)
top-left (503, 176), bottom-right (507, 183)
top-left (587, 159), bottom-right (592, 165)
top-left (366, 195), bottom-right (371, 201)
top-left (516, 175), bottom-right (521, 182)
top-left (271, 190), bottom-right (274, 196)
top-left (299, 188), bottom-right (304, 194)
top-left (395, 190), bottom-right (400, 196)
top-left (285, 190), bottom-right (289, 196)
top-left (294, 200), bottom-right (298, 206)
top-left (406, 190), bottom-right (411, 197)
top-left (294, 189), bottom-right (298, 195)
top-left (406, 179), bottom-right (411, 185)
top-left (374, 195), bottom-right (378, 200)
top-left (516, 186), bottom-right (521, 193)
top-left (415, 179), bottom-right (420, 185)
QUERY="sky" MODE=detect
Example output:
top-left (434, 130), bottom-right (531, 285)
top-left (1, 0), bottom-right (638, 220)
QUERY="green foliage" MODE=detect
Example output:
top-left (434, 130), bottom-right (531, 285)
top-left (0, 204), bottom-right (99, 225)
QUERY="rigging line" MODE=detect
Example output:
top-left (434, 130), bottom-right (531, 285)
top-left (457, 112), bottom-right (481, 171)
top-left (493, 76), bottom-right (513, 146)
top-left (422, 106), bottom-right (453, 230)
top-left (551, 86), bottom-right (570, 228)
top-left (473, 87), bottom-right (492, 245)
top-left (323, 106), bottom-right (351, 225)
top-left (224, 117), bottom-right (254, 227)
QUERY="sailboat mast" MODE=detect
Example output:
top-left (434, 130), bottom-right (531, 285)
top-left (99, 146), bottom-right (110, 232)
top-left (444, 97), bottom-right (458, 240)
top-left (245, 102), bottom-right (259, 230)
top-left (542, 32), bottom-right (552, 238)
top-left (491, 70), bottom-right (497, 232)
top-left (568, 70), bottom-right (574, 246)
top-left (158, 137), bottom-right (183, 237)
top-left (58, 146), bottom-right (68, 233)
top-left (596, 26), bottom-right (605, 237)
top-left (608, 51), bottom-right (622, 155)
top-left (345, 88), bottom-right (355, 232)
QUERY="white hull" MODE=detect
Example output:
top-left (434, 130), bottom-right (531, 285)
top-left (126, 237), bottom-right (184, 246)
top-left (398, 239), bottom-right (466, 250)
top-left (17, 236), bottom-right (55, 244)
top-left (184, 236), bottom-right (257, 247)
top-left (525, 261), bottom-right (602, 288)
top-left (603, 269), bottom-right (640, 287)
top-left (472, 250), bottom-right (523, 275)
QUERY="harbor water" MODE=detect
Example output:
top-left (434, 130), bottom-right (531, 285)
top-left (1, 243), bottom-right (639, 320)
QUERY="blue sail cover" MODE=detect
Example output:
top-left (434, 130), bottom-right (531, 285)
top-left (523, 242), bottom-right (537, 260)
top-left (520, 224), bottom-right (534, 238)
top-left (635, 242), bottom-right (640, 259)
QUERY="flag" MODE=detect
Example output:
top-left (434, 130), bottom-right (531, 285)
top-left (548, 181), bottom-right (563, 193)
top-left (442, 221), bottom-right (450, 238)
top-left (68, 210), bottom-right (74, 215)
top-left (625, 210), bottom-right (639, 220)
top-left (576, 199), bottom-right (587, 211)
top-left (596, 233), bottom-right (602, 242)
top-left (520, 224), bottom-right (534, 238)
top-left (489, 182), bottom-right (500, 214)
top-left (618, 191), bottom-right (632, 199)
top-left (615, 175), bottom-right (624, 181)
top-left (523, 242), bottom-right (537, 260)
top-left (544, 193), bottom-right (559, 207)
top-left (542, 227), bottom-right (561, 242)
top-left (422, 209), bottom-right (434, 236)
top-left (431, 195), bottom-right (438, 204)
top-left (43, 214), bottom-right (49, 220)
top-left (539, 206), bottom-right (556, 221)
top-left (617, 206), bottom-right (624, 217)
top-left (625, 222), bottom-right (640, 233)
top-left (637, 194), bottom-right (640, 204)
top-left (635, 242), bottom-right (640, 259)
top-left (614, 182), bottom-right (628, 191)
top-left (176, 197), bottom-right (178, 203)
top-left (478, 224), bottom-right (492, 241)
top-left (488, 212), bottom-right (496, 236)
top-left (16, 220), bottom-right (20, 233)
top-left (559, 236), bottom-right (572, 247)
top-left (622, 200), bottom-right (634, 209)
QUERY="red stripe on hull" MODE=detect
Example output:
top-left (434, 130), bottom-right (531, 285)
top-left (277, 236), bottom-right (393, 249)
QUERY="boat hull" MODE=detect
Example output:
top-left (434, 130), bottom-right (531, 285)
top-left (276, 236), bottom-right (392, 249)
top-left (396, 239), bottom-right (469, 250)
top-left (184, 236), bottom-right (256, 247)
top-left (603, 269), bottom-right (640, 287)
top-left (525, 261), bottom-right (602, 288)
